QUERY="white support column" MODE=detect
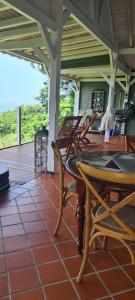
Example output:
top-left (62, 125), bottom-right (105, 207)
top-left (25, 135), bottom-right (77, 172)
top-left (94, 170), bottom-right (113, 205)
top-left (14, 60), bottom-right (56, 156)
top-left (100, 53), bottom-right (117, 142)
top-left (74, 81), bottom-right (80, 115)
top-left (105, 55), bottom-right (117, 142)
top-left (123, 74), bottom-right (131, 108)
top-left (47, 2), bottom-right (63, 172)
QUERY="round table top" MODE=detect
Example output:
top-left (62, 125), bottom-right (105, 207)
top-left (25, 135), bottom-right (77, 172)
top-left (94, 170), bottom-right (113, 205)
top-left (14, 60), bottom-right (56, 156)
top-left (66, 151), bottom-right (135, 191)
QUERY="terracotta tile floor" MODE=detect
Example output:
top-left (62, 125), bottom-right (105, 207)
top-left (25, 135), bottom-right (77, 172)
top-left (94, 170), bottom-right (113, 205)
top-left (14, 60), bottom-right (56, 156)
top-left (0, 136), bottom-right (135, 299)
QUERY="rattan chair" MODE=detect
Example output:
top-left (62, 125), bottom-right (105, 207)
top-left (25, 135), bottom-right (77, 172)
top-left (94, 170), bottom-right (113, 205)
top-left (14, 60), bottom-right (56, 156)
top-left (58, 116), bottom-right (82, 138)
top-left (125, 135), bottom-right (135, 152)
top-left (51, 137), bottom-right (78, 235)
top-left (76, 161), bottom-right (135, 282)
top-left (76, 115), bottom-right (96, 148)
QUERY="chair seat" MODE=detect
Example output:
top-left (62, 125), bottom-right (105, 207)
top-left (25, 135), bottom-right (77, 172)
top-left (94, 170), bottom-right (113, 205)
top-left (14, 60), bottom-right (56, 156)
top-left (95, 202), bottom-right (135, 231)
top-left (67, 181), bottom-right (76, 193)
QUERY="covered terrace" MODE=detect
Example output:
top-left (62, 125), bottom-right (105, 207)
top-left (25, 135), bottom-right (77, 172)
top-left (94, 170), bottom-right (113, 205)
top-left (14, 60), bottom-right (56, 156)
top-left (0, 1), bottom-right (135, 299)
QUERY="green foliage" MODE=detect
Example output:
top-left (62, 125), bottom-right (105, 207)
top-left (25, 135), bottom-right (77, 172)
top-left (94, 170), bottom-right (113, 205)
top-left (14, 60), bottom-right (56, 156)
top-left (0, 104), bottom-right (48, 148)
top-left (0, 80), bottom-right (75, 148)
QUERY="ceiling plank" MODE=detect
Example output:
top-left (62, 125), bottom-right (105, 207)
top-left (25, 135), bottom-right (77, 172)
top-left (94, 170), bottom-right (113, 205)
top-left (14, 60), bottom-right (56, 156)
top-left (0, 25), bottom-right (40, 41)
top-left (63, 0), bottom-right (116, 51)
top-left (62, 35), bottom-right (95, 45)
top-left (0, 15), bottom-right (33, 30)
top-left (2, 0), bottom-right (54, 30)
top-left (0, 37), bottom-right (43, 50)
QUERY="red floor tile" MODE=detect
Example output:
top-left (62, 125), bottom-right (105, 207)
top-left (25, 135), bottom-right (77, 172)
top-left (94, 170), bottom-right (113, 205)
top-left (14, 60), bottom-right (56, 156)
top-left (4, 235), bottom-right (29, 252)
top-left (0, 206), bottom-right (18, 216)
top-left (2, 224), bottom-right (24, 237)
top-left (63, 256), bottom-right (94, 278)
top-left (89, 250), bottom-right (117, 270)
top-left (44, 281), bottom-right (78, 300)
top-left (24, 221), bottom-right (45, 234)
top-left (0, 274), bottom-right (9, 297)
top-left (38, 261), bottom-right (68, 284)
top-left (124, 265), bottom-right (135, 283)
top-left (0, 239), bottom-right (4, 254)
top-left (0, 255), bottom-right (6, 273)
top-left (114, 289), bottom-right (135, 300)
top-left (110, 247), bottom-right (131, 265)
top-left (56, 241), bottom-right (78, 258)
top-left (16, 197), bottom-right (34, 205)
top-left (32, 244), bottom-right (59, 264)
top-left (20, 211), bottom-right (41, 223)
top-left (18, 204), bottom-right (36, 213)
top-left (9, 267), bottom-right (39, 293)
top-left (28, 231), bottom-right (51, 247)
top-left (12, 288), bottom-right (44, 300)
top-left (74, 274), bottom-right (108, 300)
top-left (1, 214), bottom-right (21, 226)
top-left (100, 268), bottom-right (134, 294)
top-left (6, 249), bottom-right (33, 270)
top-left (39, 208), bottom-right (57, 220)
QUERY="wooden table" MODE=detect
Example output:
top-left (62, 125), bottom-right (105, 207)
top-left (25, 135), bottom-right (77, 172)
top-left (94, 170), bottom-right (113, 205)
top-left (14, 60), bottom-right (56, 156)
top-left (66, 151), bottom-right (135, 254)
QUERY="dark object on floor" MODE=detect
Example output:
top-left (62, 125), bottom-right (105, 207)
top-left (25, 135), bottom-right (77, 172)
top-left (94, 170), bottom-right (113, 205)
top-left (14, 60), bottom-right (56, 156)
top-left (0, 166), bottom-right (9, 191)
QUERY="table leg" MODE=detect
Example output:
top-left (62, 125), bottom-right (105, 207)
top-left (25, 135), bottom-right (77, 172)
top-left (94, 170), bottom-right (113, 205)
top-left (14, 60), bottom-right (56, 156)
top-left (76, 179), bottom-right (85, 255)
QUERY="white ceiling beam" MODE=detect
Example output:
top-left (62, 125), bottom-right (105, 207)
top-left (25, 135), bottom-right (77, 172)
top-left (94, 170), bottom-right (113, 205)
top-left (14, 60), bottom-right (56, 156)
top-left (0, 3), bottom-right (10, 11)
top-left (38, 23), bottom-right (54, 60)
top-left (0, 15), bottom-right (33, 30)
top-left (117, 58), bottom-right (130, 75)
top-left (0, 25), bottom-right (40, 41)
top-left (64, 17), bottom-right (76, 27)
top-left (116, 79), bottom-right (126, 91)
top-left (62, 50), bottom-right (108, 60)
top-left (4, 50), bottom-right (41, 63)
top-left (100, 72), bottom-right (110, 84)
top-left (34, 47), bottom-right (50, 75)
top-left (62, 66), bottom-right (111, 75)
top-left (119, 48), bottom-right (135, 54)
top-left (0, 38), bottom-right (43, 50)
top-left (130, 78), bottom-right (135, 86)
top-left (63, 0), bottom-right (116, 51)
top-left (2, 0), bottom-right (54, 30)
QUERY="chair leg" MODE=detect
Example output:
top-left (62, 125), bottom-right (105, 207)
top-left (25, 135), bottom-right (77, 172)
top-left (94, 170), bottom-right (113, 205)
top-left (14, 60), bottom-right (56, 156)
top-left (76, 227), bottom-right (90, 283)
top-left (53, 190), bottom-right (67, 236)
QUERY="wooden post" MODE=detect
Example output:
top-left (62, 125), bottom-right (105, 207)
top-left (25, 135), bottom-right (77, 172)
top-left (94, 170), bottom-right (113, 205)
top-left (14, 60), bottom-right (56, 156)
top-left (74, 81), bottom-right (80, 115)
top-left (16, 106), bottom-right (21, 145)
top-left (103, 53), bottom-right (117, 142)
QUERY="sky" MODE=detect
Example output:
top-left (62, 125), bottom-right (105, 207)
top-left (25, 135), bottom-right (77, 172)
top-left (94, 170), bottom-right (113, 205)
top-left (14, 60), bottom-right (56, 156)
top-left (0, 53), bottom-right (47, 113)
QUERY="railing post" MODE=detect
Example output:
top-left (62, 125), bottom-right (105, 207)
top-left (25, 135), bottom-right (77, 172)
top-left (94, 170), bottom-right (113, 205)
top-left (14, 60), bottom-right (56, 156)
top-left (16, 106), bottom-right (21, 145)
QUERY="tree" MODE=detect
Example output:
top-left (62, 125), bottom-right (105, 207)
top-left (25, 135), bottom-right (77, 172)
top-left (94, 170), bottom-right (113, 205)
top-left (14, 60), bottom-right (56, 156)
top-left (35, 80), bottom-right (75, 125)
top-left (35, 82), bottom-right (48, 113)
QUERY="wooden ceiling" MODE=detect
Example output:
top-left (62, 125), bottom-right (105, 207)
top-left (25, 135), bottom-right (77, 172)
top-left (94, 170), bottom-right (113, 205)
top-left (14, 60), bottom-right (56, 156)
top-left (0, 0), bottom-right (135, 82)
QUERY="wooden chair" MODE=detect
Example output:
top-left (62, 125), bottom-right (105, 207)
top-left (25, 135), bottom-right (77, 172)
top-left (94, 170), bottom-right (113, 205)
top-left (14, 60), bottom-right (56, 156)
top-left (76, 115), bottom-right (96, 148)
top-left (58, 116), bottom-right (82, 138)
top-left (125, 135), bottom-right (135, 152)
top-left (51, 137), bottom-right (78, 235)
top-left (76, 161), bottom-right (135, 282)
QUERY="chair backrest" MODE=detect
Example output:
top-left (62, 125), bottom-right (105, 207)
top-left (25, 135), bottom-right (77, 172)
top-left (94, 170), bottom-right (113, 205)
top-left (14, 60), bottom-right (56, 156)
top-left (125, 135), bottom-right (135, 152)
top-left (51, 137), bottom-right (75, 189)
top-left (81, 115), bottom-right (96, 138)
top-left (58, 116), bottom-right (82, 137)
top-left (76, 161), bottom-right (135, 239)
